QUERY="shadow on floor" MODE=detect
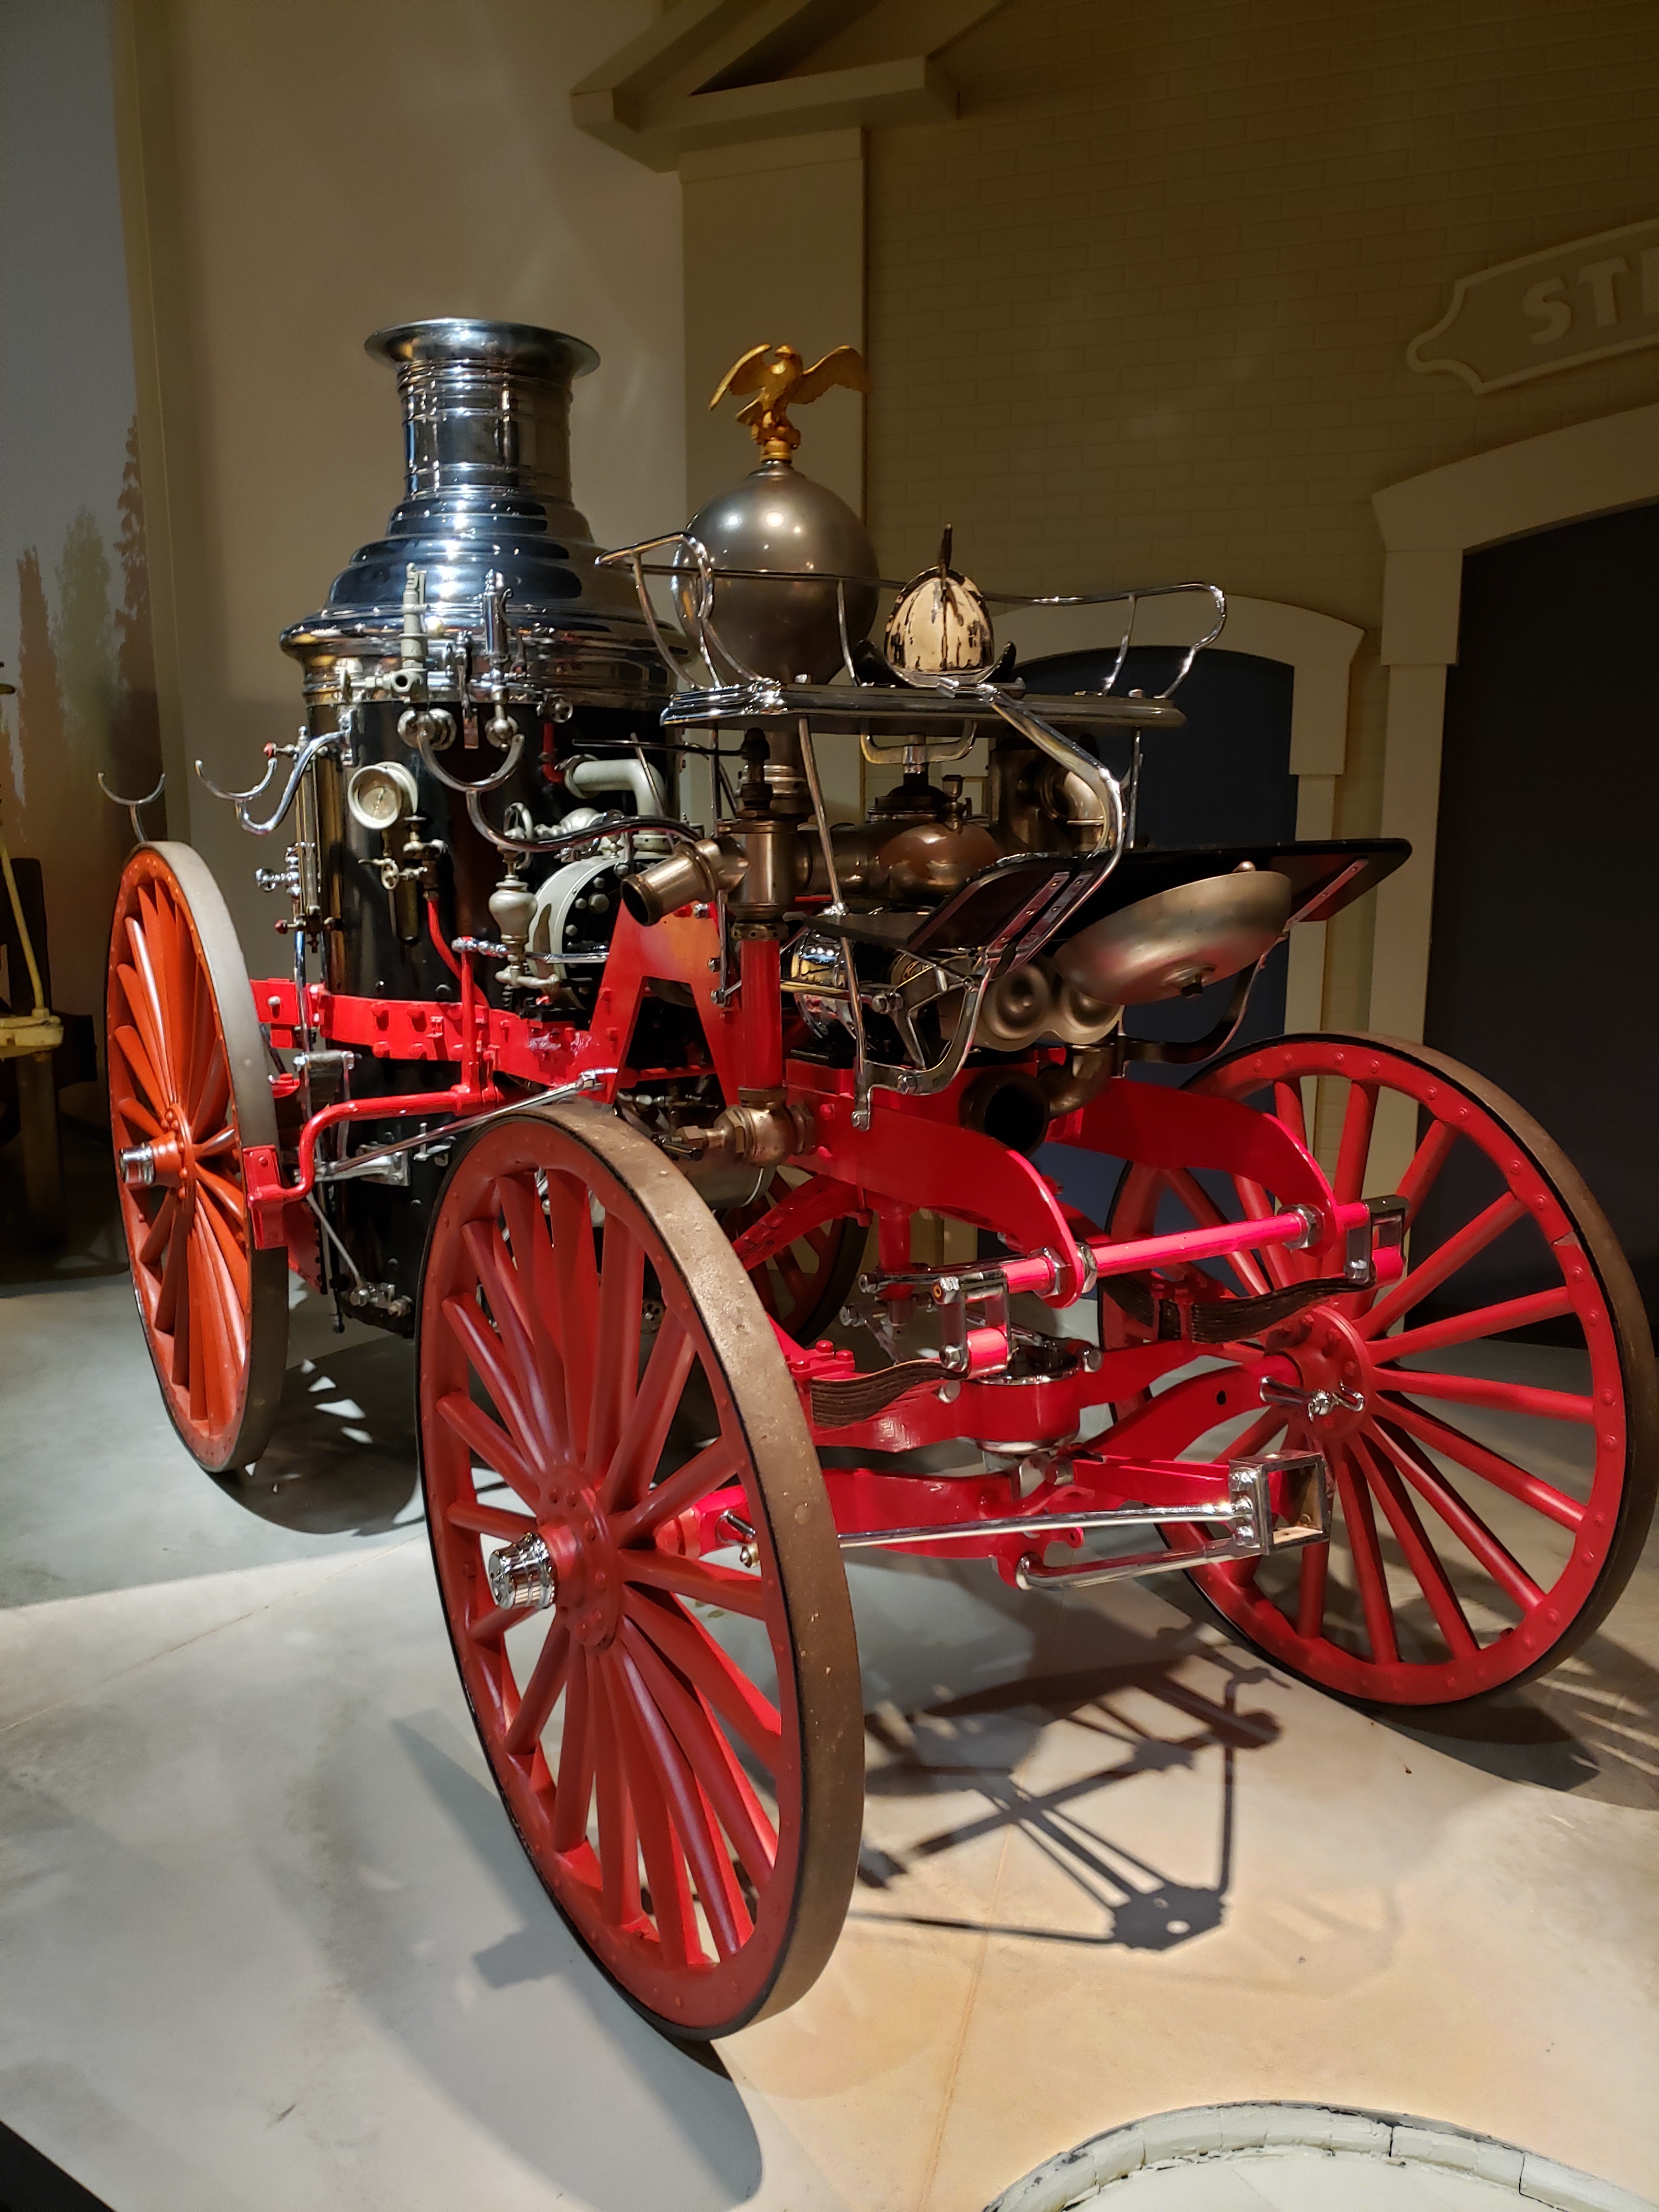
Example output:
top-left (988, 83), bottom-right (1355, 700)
top-left (262, 1707), bottom-right (765, 2212)
top-left (0, 1110), bottom-right (126, 1291)
top-left (222, 1331), bottom-right (422, 1535)
top-left (854, 1632), bottom-right (1278, 1953)
top-left (1381, 1628), bottom-right (1659, 1810)
top-left (1137, 1542), bottom-right (1659, 1810)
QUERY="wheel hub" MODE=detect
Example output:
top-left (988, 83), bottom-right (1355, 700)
top-left (121, 1128), bottom-right (187, 1188)
top-left (1264, 1302), bottom-right (1373, 1441)
top-left (487, 1530), bottom-right (555, 1611)
top-left (539, 1486), bottom-right (623, 1649)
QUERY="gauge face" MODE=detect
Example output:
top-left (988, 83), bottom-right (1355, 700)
top-left (346, 760), bottom-right (419, 834)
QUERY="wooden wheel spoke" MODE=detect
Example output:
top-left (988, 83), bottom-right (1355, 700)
top-left (462, 1218), bottom-right (565, 1462)
top-left (600, 1312), bottom-right (696, 1512)
top-left (447, 1499), bottom-right (536, 1542)
top-left (614, 1438), bottom-right (742, 1547)
top-left (586, 1217), bottom-right (645, 1478)
top-left (1375, 1368), bottom-right (1593, 1427)
top-left (1294, 1538), bottom-right (1329, 1639)
top-left (114, 1020), bottom-right (165, 1119)
top-left (496, 1175), bottom-right (572, 1442)
top-left (195, 1166), bottom-right (247, 1232)
top-left (545, 1173), bottom-right (600, 1464)
top-left (1358, 1190), bottom-right (1527, 1339)
top-left (191, 1205), bottom-right (249, 1392)
top-left (469, 1600), bottom-right (537, 1645)
top-left (505, 1622), bottom-right (572, 1758)
top-left (1375, 1397), bottom-right (1583, 1531)
top-left (1350, 1434), bottom-right (1478, 1658)
top-left (1332, 1449), bottom-right (1398, 1664)
top-left (618, 1550), bottom-right (770, 1618)
top-left (1368, 1420), bottom-right (1545, 1614)
top-left (184, 1234), bottom-right (207, 1415)
top-left (195, 1236), bottom-right (242, 1433)
top-left (441, 1293), bottom-right (546, 1470)
top-left (195, 1175), bottom-right (252, 1308)
top-left (122, 920), bottom-right (176, 1099)
top-left (435, 1389), bottom-right (541, 1506)
top-left (155, 1185), bottom-right (195, 1340)
top-left (551, 1650), bottom-right (596, 1854)
top-left (190, 1042), bottom-right (230, 1145)
top-left (590, 1656), bottom-right (648, 1934)
top-left (179, 943), bottom-right (213, 1110)
top-left (114, 1092), bottom-right (161, 1140)
top-left (1333, 1081), bottom-right (1378, 1206)
top-left (622, 1618), bottom-right (776, 1886)
top-left (1396, 1118), bottom-right (1457, 1223)
top-left (612, 1648), bottom-right (735, 1959)
top-left (1272, 1076), bottom-right (1309, 1148)
top-left (138, 1190), bottom-right (177, 1269)
top-left (623, 1588), bottom-right (783, 1769)
top-left (1375, 1285), bottom-right (1575, 1365)
top-left (1160, 1168), bottom-right (1272, 1297)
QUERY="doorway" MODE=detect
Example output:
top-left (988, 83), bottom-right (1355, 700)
top-left (1421, 501), bottom-right (1659, 1325)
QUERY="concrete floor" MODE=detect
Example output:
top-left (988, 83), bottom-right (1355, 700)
top-left (1, 1143), bottom-right (1656, 2212)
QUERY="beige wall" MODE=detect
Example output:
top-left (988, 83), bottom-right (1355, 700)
top-left (117, 0), bottom-right (685, 963)
top-left (1, 0), bottom-right (156, 1046)
top-left (861, 0), bottom-right (1659, 1026)
top-left (681, 129), bottom-right (867, 519)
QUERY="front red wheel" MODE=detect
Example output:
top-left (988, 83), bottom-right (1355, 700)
top-left (108, 843), bottom-right (286, 1472)
top-left (1107, 1035), bottom-right (1657, 1707)
top-left (417, 1105), bottom-right (862, 2036)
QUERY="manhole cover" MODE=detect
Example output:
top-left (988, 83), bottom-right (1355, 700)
top-left (985, 2104), bottom-right (1657, 2211)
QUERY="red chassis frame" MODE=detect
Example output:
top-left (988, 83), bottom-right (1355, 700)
top-left (243, 904), bottom-right (1400, 1580)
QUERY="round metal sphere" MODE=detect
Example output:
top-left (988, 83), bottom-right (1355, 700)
top-left (676, 460), bottom-right (877, 684)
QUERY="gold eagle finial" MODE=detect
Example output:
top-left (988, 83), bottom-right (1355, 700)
top-left (709, 341), bottom-right (870, 460)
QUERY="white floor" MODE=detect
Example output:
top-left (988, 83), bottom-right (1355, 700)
top-left (1, 1277), bottom-right (1655, 2212)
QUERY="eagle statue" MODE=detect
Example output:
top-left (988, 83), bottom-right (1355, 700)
top-left (708, 342), bottom-right (869, 459)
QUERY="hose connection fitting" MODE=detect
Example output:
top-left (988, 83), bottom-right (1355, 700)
top-left (620, 838), bottom-right (744, 927)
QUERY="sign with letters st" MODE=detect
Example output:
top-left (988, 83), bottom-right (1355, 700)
top-left (1407, 218), bottom-right (1659, 394)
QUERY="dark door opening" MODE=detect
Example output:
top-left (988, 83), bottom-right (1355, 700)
top-left (1421, 500), bottom-right (1659, 1328)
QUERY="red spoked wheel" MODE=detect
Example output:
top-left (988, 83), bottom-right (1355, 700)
top-left (417, 1104), bottom-right (862, 2036)
top-left (723, 1168), bottom-right (866, 1342)
top-left (1105, 1035), bottom-right (1657, 1707)
top-left (108, 842), bottom-right (287, 1472)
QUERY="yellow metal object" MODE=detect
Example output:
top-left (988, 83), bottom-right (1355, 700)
top-left (0, 837), bottom-right (64, 1059)
top-left (708, 341), bottom-right (869, 460)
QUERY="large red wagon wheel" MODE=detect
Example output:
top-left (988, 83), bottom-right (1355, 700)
top-left (1104, 1035), bottom-right (1657, 1707)
top-left (108, 843), bottom-right (287, 1472)
top-left (723, 1167), bottom-right (866, 1342)
top-left (417, 1104), bottom-right (862, 2037)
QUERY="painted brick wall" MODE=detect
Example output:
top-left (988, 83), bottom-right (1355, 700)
top-left (865, 0), bottom-right (1659, 1024)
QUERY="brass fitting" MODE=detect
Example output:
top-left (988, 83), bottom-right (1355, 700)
top-left (679, 1099), bottom-right (815, 1168)
top-left (619, 838), bottom-right (744, 927)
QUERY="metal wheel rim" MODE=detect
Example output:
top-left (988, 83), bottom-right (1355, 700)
top-left (417, 1102), bottom-right (863, 2036)
top-left (108, 842), bottom-right (287, 1472)
top-left (1104, 1032), bottom-right (1657, 1708)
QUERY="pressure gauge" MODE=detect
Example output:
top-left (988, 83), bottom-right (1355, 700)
top-left (346, 759), bottom-right (420, 835)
